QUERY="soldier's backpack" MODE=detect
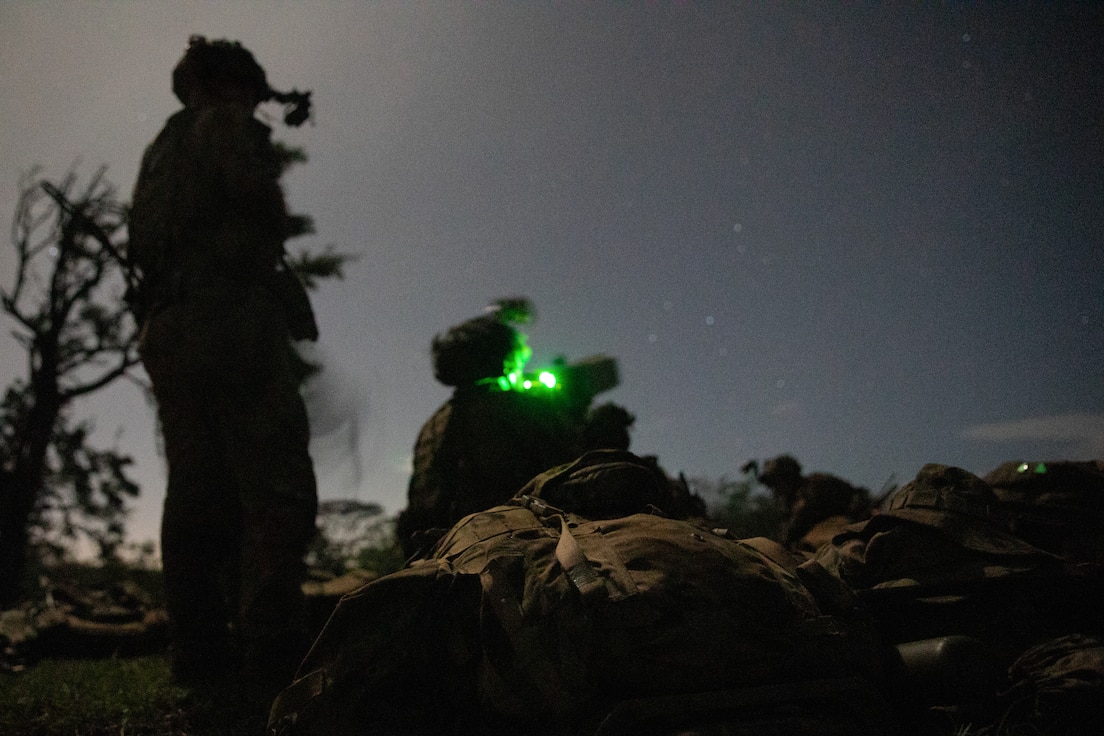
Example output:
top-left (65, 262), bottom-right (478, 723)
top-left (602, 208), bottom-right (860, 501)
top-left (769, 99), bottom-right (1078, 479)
top-left (814, 464), bottom-right (1063, 591)
top-left (980, 633), bottom-right (1104, 735)
top-left (812, 464), bottom-right (1095, 665)
top-left (270, 451), bottom-right (888, 736)
top-left (983, 459), bottom-right (1104, 567)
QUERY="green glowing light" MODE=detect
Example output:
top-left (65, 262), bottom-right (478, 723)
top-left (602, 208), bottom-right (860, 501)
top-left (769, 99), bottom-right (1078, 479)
top-left (483, 332), bottom-right (565, 394)
top-left (1034, 462), bottom-right (1047, 474)
top-left (1017, 463), bottom-right (1030, 473)
top-left (487, 368), bottom-right (562, 394)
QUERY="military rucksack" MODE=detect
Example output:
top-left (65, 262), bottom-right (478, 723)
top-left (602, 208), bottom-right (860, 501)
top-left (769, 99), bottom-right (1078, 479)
top-left (984, 460), bottom-right (1104, 566)
top-left (811, 464), bottom-right (1094, 656)
top-left (813, 464), bottom-right (1069, 589)
top-left (981, 633), bottom-right (1104, 735)
top-left (270, 452), bottom-right (887, 735)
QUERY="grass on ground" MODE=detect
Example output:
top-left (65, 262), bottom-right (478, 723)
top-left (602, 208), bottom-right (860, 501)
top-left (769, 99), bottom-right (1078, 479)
top-left (0, 653), bottom-right (264, 736)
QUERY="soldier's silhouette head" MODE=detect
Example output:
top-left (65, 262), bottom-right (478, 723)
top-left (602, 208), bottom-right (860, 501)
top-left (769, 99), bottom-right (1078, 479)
top-left (431, 298), bottom-right (535, 387)
top-left (582, 402), bottom-right (635, 452)
top-left (171, 35), bottom-right (312, 126)
top-left (431, 316), bottom-right (521, 387)
top-left (759, 454), bottom-right (804, 509)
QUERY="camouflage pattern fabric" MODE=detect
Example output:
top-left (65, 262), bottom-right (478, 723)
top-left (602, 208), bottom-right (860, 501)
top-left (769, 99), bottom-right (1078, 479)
top-left (756, 455), bottom-right (872, 552)
top-left (516, 449), bottom-right (707, 522)
top-left (811, 464), bottom-right (1095, 672)
top-left (981, 633), bottom-right (1104, 735)
top-left (787, 472), bottom-right (872, 551)
top-left (813, 464), bottom-right (1061, 592)
top-left (396, 384), bottom-right (582, 557)
top-left (271, 452), bottom-right (886, 735)
top-left (431, 507), bottom-right (872, 724)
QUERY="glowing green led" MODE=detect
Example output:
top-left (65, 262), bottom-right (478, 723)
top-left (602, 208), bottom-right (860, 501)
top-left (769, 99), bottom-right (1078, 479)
top-left (1017, 463), bottom-right (1030, 473)
top-left (1034, 462), bottom-right (1047, 474)
top-left (484, 332), bottom-right (566, 394)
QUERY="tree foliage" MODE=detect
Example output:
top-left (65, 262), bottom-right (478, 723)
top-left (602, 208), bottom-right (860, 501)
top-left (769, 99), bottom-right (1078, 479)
top-left (273, 143), bottom-right (355, 288)
top-left (0, 168), bottom-right (141, 604)
top-left (689, 470), bottom-right (786, 541)
top-left (306, 500), bottom-right (404, 577)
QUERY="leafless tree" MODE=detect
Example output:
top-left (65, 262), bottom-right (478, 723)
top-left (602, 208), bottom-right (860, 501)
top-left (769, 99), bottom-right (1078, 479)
top-left (0, 167), bottom-right (141, 605)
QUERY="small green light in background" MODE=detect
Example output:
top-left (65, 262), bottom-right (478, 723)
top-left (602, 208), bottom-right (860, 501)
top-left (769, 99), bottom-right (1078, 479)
top-left (1034, 462), bottom-right (1047, 474)
top-left (539, 371), bottom-right (557, 389)
top-left (1017, 463), bottom-right (1030, 473)
top-left (522, 379), bottom-right (533, 389)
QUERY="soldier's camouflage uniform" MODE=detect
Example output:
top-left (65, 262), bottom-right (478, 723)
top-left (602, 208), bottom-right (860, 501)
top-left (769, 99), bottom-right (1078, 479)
top-left (396, 383), bottom-right (582, 557)
top-left (129, 101), bottom-right (318, 692)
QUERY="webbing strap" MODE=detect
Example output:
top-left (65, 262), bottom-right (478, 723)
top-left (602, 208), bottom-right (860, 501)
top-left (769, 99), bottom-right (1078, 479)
top-left (555, 516), bottom-right (607, 600)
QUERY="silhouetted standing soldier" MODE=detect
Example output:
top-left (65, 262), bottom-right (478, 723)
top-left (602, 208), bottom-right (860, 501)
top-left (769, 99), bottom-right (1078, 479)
top-left (128, 36), bottom-right (318, 706)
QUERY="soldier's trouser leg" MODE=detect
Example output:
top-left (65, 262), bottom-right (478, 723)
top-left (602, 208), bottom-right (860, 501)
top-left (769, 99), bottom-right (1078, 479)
top-left (222, 369), bottom-right (318, 704)
top-left (156, 395), bottom-right (243, 685)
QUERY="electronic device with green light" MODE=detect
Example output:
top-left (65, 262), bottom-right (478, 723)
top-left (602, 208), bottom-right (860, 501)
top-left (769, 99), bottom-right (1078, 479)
top-left (480, 339), bottom-right (620, 400)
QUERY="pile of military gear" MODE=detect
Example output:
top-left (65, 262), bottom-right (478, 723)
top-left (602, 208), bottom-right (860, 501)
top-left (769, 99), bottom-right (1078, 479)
top-left (271, 451), bottom-right (893, 735)
top-left (271, 455), bottom-right (1102, 735)
top-left (0, 576), bottom-right (169, 672)
top-left (812, 463), bottom-right (1103, 734)
top-left (983, 459), bottom-right (1104, 567)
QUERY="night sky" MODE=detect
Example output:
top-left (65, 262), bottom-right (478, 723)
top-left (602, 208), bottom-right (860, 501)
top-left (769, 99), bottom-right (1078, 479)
top-left (2, 2), bottom-right (1101, 552)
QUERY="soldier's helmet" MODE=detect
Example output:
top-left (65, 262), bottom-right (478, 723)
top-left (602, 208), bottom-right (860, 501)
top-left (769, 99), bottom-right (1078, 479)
top-left (431, 298), bottom-right (535, 387)
top-left (582, 402), bottom-right (636, 452)
top-left (431, 316), bottom-right (517, 387)
top-left (882, 464), bottom-right (1050, 557)
top-left (172, 35), bottom-right (270, 105)
top-left (171, 35), bottom-right (312, 126)
top-left (983, 460), bottom-right (1104, 564)
top-left (759, 454), bottom-right (803, 486)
